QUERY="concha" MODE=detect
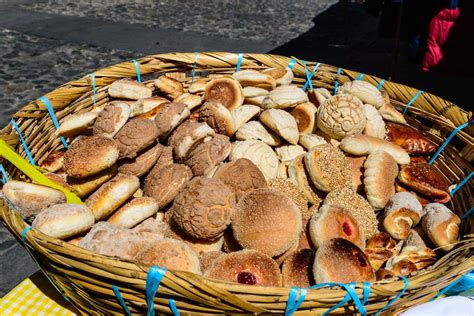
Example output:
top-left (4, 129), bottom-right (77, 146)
top-left (338, 80), bottom-right (385, 109)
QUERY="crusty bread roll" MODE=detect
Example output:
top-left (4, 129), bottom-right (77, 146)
top-left (275, 145), bottom-right (305, 162)
top-left (364, 150), bottom-right (398, 210)
top-left (230, 140), bottom-right (279, 180)
top-left (2, 181), bottom-right (66, 219)
top-left (57, 111), bottom-right (99, 138)
top-left (287, 154), bottom-right (323, 206)
top-left (130, 96), bottom-right (169, 117)
top-left (309, 205), bottom-right (365, 249)
top-left (338, 80), bottom-right (385, 109)
top-left (363, 104), bottom-right (385, 139)
top-left (235, 121), bottom-right (283, 146)
top-left (233, 69), bottom-right (276, 90)
top-left (188, 78), bottom-right (208, 94)
top-left (39, 150), bottom-right (65, 173)
top-left (198, 101), bottom-right (236, 136)
top-left (231, 104), bottom-right (260, 130)
top-left (114, 117), bottom-right (159, 159)
top-left (93, 103), bottom-right (130, 138)
top-left (118, 144), bottom-right (163, 177)
top-left (379, 103), bottom-right (407, 125)
top-left (262, 85), bottom-right (308, 109)
top-left (304, 144), bottom-right (352, 192)
top-left (232, 188), bottom-right (302, 257)
top-left (213, 158), bottom-right (267, 201)
top-left (32, 204), bottom-right (95, 239)
top-left (67, 164), bottom-right (118, 198)
top-left (173, 177), bottom-right (235, 239)
top-left (154, 102), bottom-right (191, 139)
top-left (422, 203), bottom-right (460, 251)
top-left (313, 238), bottom-right (375, 283)
top-left (184, 134), bottom-right (231, 176)
top-left (134, 238), bottom-right (201, 273)
top-left (383, 192), bottom-right (423, 240)
top-left (108, 79), bottom-right (153, 100)
top-left (291, 102), bottom-right (317, 134)
top-left (64, 136), bottom-right (119, 178)
top-left (339, 134), bottom-right (410, 165)
top-left (168, 120), bottom-right (216, 161)
top-left (204, 76), bottom-right (244, 111)
top-left (174, 93), bottom-right (202, 110)
top-left (143, 163), bottom-right (192, 208)
top-left (298, 134), bottom-right (327, 150)
top-left (154, 76), bottom-right (185, 100)
top-left (260, 109), bottom-right (299, 144)
top-left (107, 197), bottom-right (159, 228)
top-left (85, 173), bottom-right (140, 220)
top-left (262, 67), bottom-right (294, 86)
top-left (282, 248), bottom-right (315, 287)
top-left (243, 86), bottom-right (269, 106)
top-left (205, 249), bottom-right (282, 286)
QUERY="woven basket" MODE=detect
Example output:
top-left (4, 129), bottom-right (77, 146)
top-left (0, 52), bottom-right (473, 315)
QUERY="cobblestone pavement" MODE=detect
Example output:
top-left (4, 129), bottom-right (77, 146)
top-left (0, 28), bottom-right (140, 128)
top-left (21, 0), bottom-right (338, 46)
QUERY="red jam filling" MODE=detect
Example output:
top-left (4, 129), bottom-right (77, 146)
top-left (342, 222), bottom-right (353, 236)
top-left (237, 271), bottom-right (257, 285)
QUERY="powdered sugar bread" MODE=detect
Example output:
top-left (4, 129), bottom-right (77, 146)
top-left (383, 192), bottom-right (423, 240)
top-left (422, 203), bottom-right (460, 251)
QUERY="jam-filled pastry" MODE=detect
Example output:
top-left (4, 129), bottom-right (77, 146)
top-left (385, 122), bottom-right (436, 155)
top-left (398, 163), bottom-right (450, 203)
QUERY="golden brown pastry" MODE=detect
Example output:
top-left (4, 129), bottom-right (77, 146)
top-left (288, 154), bottom-right (324, 206)
top-left (262, 67), bottom-right (294, 86)
top-left (260, 109), bottom-right (300, 144)
top-left (67, 164), bottom-right (118, 198)
top-left (313, 238), bottom-right (375, 283)
top-left (282, 249), bottom-right (315, 287)
top-left (32, 204), bottom-right (95, 239)
top-left (298, 134), bottom-right (327, 150)
top-left (398, 163), bottom-right (451, 203)
top-left (385, 258), bottom-right (418, 277)
top-left (363, 103), bottom-right (385, 139)
top-left (364, 232), bottom-right (401, 270)
top-left (233, 70), bottom-right (276, 90)
top-left (174, 93), bottom-right (202, 110)
top-left (304, 144), bottom-right (352, 192)
top-left (364, 150), bottom-right (398, 210)
top-left (114, 117), bottom-right (159, 159)
top-left (39, 150), bottom-right (65, 173)
top-left (64, 136), bottom-right (119, 178)
top-left (385, 122), bottom-right (436, 155)
top-left (275, 145), bottom-right (305, 162)
top-left (232, 188), bottom-right (302, 257)
top-left (57, 111), bottom-right (99, 138)
top-left (130, 96), bottom-right (169, 117)
top-left (205, 249), bottom-right (282, 286)
top-left (154, 76), bottom-right (185, 100)
top-left (375, 268), bottom-right (396, 281)
top-left (242, 86), bottom-right (269, 106)
top-left (395, 245), bottom-right (436, 270)
top-left (134, 238), bottom-right (201, 274)
top-left (184, 134), bottom-right (231, 176)
top-left (235, 121), bottom-right (283, 146)
top-left (108, 79), bottom-right (153, 100)
top-left (93, 103), bottom-right (130, 138)
top-left (338, 80), bottom-right (385, 109)
top-left (154, 102), bottom-right (191, 138)
top-left (118, 144), bottom-right (163, 177)
top-left (383, 192), bottom-right (423, 240)
top-left (309, 205), bottom-right (365, 249)
top-left (291, 102), bottom-right (317, 134)
top-left (107, 197), bottom-right (159, 228)
top-left (143, 163), bottom-right (192, 208)
top-left (422, 203), bottom-right (460, 251)
top-left (213, 158), bottom-right (267, 201)
top-left (198, 101), bottom-right (236, 136)
top-left (262, 85), bottom-right (308, 109)
top-left (204, 76), bottom-right (244, 111)
top-left (378, 103), bottom-right (407, 125)
top-left (232, 104), bottom-right (261, 130)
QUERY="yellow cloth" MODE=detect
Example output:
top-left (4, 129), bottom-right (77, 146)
top-left (0, 272), bottom-right (77, 316)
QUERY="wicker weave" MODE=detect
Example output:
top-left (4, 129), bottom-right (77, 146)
top-left (0, 52), bottom-right (473, 315)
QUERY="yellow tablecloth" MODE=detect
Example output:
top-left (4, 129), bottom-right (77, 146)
top-left (0, 272), bottom-right (78, 316)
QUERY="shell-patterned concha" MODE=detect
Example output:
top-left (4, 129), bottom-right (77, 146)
top-left (338, 80), bottom-right (385, 109)
top-left (316, 94), bottom-right (366, 140)
top-left (363, 104), bottom-right (385, 139)
top-left (230, 140), bottom-right (279, 180)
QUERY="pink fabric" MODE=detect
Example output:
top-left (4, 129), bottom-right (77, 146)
top-left (421, 7), bottom-right (461, 71)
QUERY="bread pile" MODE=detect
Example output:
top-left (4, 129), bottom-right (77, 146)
top-left (1, 70), bottom-right (461, 287)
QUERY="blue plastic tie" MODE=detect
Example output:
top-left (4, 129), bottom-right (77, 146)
top-left (169, 299), bottom-right (180, 316)
top-left (302, 61), bottom-right (321, 91)
top-left (112, 284), bottom-right (131, 316)
top-left (40, 96), bottom-right (68, 149)
top-left (431, 270), bottom-right (473, 301)
top-left (146, 266), bottom-right (167, 316)
top-left (132, 59), bottom-right (142, 83)
top-left (285, 287), bottom-right (307, 316)
top-left (235, 53), bottom-right (243, 72)
top-left (310, 282), bottom-right (366, 316)
top-left (461, 207), bottom-right (474, 222)
top-left (90, 73), bottom-right (97, 106)
top-left (377, 79), bottom-right (385, 91)
top-left (450, 172), bottom-right (473, 196)
top-left (0, 164), bottom-right (9, 183)
top-left (287, 58), bottom-right (297, 70)
top-left (428, 121), bottom-right (473, 165)
top-left (333, 67), bottom-right (342, 95)
top-left (10, 119), bottom-right (35, 166)
top-left (402, 90), bottom-right (423, 114)
top-left (375, 276), bottom-right (409, 316)
top-left (21, 226), bottom-right (32, 244)
top-left (191, 52), bottom-right (199, 84)
top-left (356, 73), bottom-right (365, 80)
